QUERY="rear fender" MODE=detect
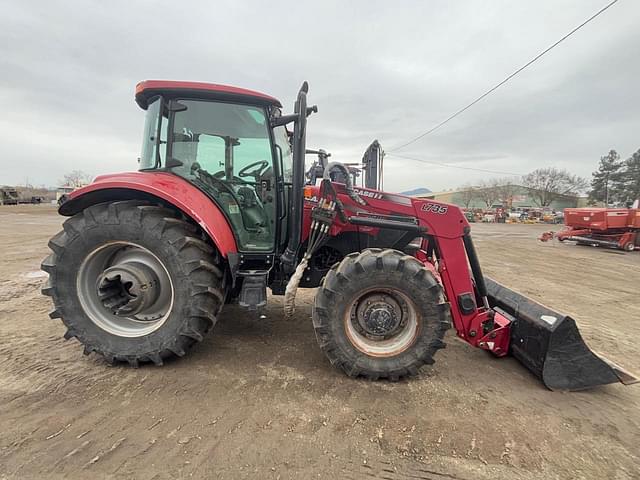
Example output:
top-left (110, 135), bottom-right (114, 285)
top-left (59, 171), bottom-right (238, 257)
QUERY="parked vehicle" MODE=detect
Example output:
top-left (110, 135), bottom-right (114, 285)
top-left (1, 187), bottom-right (19, 205)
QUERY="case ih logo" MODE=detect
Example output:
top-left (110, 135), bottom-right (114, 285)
top-left (421, 203), bottom-right (448, 214)
top-left (353, 188), bottom-right (383, 200)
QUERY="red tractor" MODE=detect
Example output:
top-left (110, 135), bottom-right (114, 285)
top-left (42, 80), bottom-right (637, 391)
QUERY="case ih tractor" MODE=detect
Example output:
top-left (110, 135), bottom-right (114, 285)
top-left (42, 80), bottom-right (637, 391)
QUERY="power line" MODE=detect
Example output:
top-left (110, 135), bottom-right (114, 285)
top-left (389, 0), bottom-right (620, 152)
top-left (386, 153), bottom-right (524, 176)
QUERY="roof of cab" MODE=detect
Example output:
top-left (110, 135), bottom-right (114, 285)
top-left (135, 80), bottom-right (282, 109)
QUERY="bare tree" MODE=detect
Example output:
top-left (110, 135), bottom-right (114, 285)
top-left (459, 183), bottom-right (477, 208)
top-left (494, 177), bottom-right (518, 210)
top-left (476, 179), bottom-right (501, 208)
top-left (521, 168), bottom-right (587, 207)
top-left (17, 186), bottom-right (56, 202)
top-left (60, 170), bottom-right (93, 188)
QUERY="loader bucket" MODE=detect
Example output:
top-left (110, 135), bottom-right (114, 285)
top-left (485, 277), bottom-right (638, 391)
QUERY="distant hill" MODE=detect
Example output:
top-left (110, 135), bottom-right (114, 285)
top-left (400, 187), bottom-right (432, 196)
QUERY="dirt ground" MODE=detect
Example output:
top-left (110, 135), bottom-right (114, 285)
top-left (0, 204), bottom-right (638, 480)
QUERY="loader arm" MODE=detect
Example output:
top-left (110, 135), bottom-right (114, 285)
top-left (308, 182), bottom-right (637, 391)
top-left (414, 199), bottom-right (637, 390)
top-left (410, 200), bottom-right (512, 356)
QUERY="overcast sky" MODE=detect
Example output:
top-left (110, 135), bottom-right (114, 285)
top-left (1, 0), bottom-right (638, 192)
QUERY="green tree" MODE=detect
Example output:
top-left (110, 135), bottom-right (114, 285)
top-left (590, 150), bottom-right (622, 205)
top-left (617, 149), bottom-right (640, 204)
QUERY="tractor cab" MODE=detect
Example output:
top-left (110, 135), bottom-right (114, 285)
top-left (135, 80), bottom-right (295, 253)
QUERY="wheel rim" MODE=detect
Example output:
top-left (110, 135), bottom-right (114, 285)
top-left (344, 288), bottom-right (419, 357)
top-left (77, 242), bottom-right (174, 337)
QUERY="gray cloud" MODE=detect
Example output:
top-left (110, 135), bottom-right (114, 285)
top-left (1, 0), bottom-right (638, 192)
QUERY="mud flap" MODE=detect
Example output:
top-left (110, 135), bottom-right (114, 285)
top-left (485, 277), bottom-right (638, 391)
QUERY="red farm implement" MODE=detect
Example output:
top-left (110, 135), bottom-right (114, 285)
top-left (542, 207), bottom-right (640, 251)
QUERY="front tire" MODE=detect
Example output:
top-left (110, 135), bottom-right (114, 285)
top-left (42, 201), bottom-right (226, 366)
top-left (312, 249), bottom-right (451, 380)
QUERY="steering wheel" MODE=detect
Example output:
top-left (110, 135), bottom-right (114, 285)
top-left (238, 160), bottom-right (269, 180)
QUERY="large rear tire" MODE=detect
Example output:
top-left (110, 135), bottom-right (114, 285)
top-left (312, 249), bottom-right (451, 380)
top-left (42, 201), bottom-right (226, 366)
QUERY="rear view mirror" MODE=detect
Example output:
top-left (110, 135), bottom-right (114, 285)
top-left (168, 100), bottom-right (188, 112)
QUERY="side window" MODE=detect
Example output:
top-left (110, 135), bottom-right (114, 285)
top-left (273, 126), bottom-right (293, 183)
top-left (139, 97), bottom-right (161, 169)
top-left (157, 109), bottom-right (168, 166)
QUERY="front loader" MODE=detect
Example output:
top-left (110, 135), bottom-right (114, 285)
top-left (42, 80), bottom-right (637, 390)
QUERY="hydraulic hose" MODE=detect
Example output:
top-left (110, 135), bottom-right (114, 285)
top-left (283, 199), bottom-right (334, 318)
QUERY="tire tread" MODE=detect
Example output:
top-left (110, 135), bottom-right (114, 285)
top-left (312, 248), bottom-right (451, 381)
top-left (41, 200), bottom-right (226, 366)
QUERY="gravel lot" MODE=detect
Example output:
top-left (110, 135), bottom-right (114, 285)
top-left (1, 204), bottom-right (638, 479)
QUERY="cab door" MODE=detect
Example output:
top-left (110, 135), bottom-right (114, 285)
top-left (167, 99), bottom-right (278, 252)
